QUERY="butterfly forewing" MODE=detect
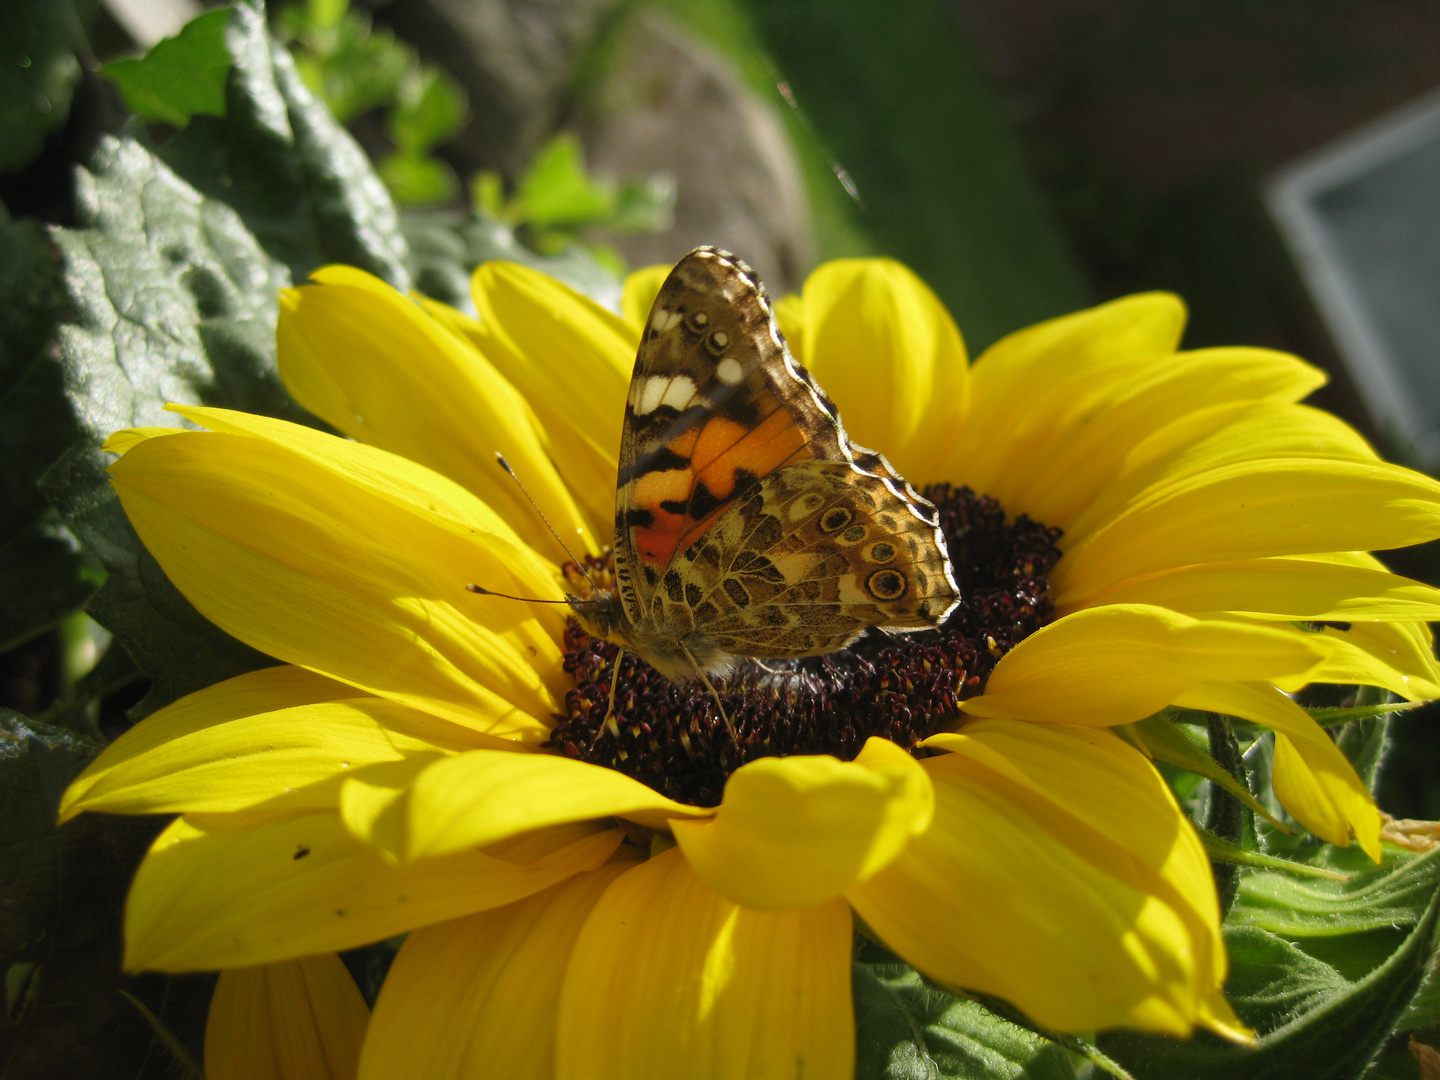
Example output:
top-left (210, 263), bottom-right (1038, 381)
top-left (610, 247), bottom-right (958, 672)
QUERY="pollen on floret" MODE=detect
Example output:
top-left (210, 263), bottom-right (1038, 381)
top-left (547, 484), bottom-right (1063, 807)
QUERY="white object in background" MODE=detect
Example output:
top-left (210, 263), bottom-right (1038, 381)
top-left (103, 0), bottom-right (204, 49)
top-left (1267, 88), bottom-right (1440, 465)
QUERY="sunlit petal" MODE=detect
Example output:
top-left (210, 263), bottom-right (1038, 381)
top-left (125, 813), bottom-right (621, 971)
top-left (358, 860), bottom-right (636, 1080)
top-left (278, 266), bottom-right (596, 557)
top-left (672, 737), bottom-right (932, 910)
top-left (851, 721), bottom-right (1241, 1039)
top-left (963, 605), bottom-right (1327, 726)
top-left (557, 847), bottom-right (854, 1080)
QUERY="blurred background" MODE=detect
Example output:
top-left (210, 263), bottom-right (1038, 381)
top-left (8, 0), bottom-right (1440, 812)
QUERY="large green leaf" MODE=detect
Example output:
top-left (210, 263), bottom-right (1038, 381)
top-left (0, 709), bottom-right (211, 1079)
top-left (853, 963), bottom-right (1078, 1080)
top-left (158, 0), bottom-right (410, 288)
top-left (44, 135), bottom-right (289, 715)
top-left (1098, 887), bottom-right (1440, 1079)
top-left (737, 0), bottom-right (1087, 350)
top-left (0, 0), bottom-right (88, 173)
top-left (1230, 846), bottom-right (1440, 938)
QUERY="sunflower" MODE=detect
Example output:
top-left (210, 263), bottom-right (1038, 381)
top-left (61, 254), bottom-right (1440, 1078)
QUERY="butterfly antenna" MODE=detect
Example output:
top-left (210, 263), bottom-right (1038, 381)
top-left (495, 453), bottom-right (597, 590)
top-left (465, 584), bottom-right (574, 603)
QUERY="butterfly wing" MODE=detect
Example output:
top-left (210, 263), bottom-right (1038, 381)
top-left (612, 247), bottom-right (958, 659)
top-left (659, 461), bottom-right (960, 658)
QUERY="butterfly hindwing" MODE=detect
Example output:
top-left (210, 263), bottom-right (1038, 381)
top-left (656, 462), bottom-right (960, 657)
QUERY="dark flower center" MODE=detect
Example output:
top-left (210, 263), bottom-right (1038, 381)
top-left (546, 484), bottom-right (1062, 807)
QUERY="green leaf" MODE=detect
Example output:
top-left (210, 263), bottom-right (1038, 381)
top-left (388, 67), bottom-right (466, 156)
top-left (1098, 885), bottom-right (1440, 1079)
top-left (853, 963), bottom-right (1078, 1080)
top-left (1306, 701), bottom-right (1418, 727)
top-left (100, 8), bottom-right (233, 128)
top-left (511, 133), bottom-right (617, 230)
top-left (44, 135), bottom-right (289, 715)
top-left (380, 152), bottom-right (458, 207)
top-left (0, 0), bottom-right (87, 173)
top-left (159, 0), bottom-right (410, 288)
top-left (1229, 845), bottom-right (1440, 938)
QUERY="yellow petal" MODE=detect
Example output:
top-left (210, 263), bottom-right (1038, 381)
top-left (109, 411), bottom-right (565, 742)
top-left (771, 292), bottom-right (805, 356)
top-left (556, 847), bottom-right (854, 1080)
top-left (1082, 557), bottom-right (1440, 622)
top-left (469, 261), bottom-right (634, 532)
top-left (104, 426), bottom-right (186, 454)
top-left (850, 720), bottom-right (1239, 1038)
top-left (1273, 619), bottom-right (1440, 701)
top-left (125, 812), bottom-right (622, 971)
top-left (358, 860), bottom-right (636, 1080)
top-left (1061, 401), bottom-right (1380, 547)
top-left (1011, 361), bottom-right (1338, 529)
top-left (620, 264), bottom-right (672, 333)
top-left (62, 666), bottom-right (352, 821)
top-left (206, 953), bottom-right (368, 1080)
top-left (278, 267), bottom-right (596, 558)
top-left (671, 737), bottom-right (933, 910)
top-left (1055, 459), bottom-right (1440, 608)
top-left (63, 695), bottom-right (480, 822)
top-left (963, 605), bottom-right (1328, 726)
top-left (401, 749), bottom-right (709, 861)
top-left (1174, 681), bottom-right (1381, 860)
top-left (939, 293), bottom-right (1187, 498)
top-left (792, 258), bottom-right (968, 481)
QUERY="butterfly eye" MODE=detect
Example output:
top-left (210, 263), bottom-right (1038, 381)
top-left (685, 311), bottom-right (711, 333)
top-left (818, 506), bottom-right (855, 533)
top-left (867, 569), bottom-right (908, 600)
top-left (841, 524), bottom-right (867, 543)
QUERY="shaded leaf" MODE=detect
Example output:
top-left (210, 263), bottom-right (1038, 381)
top-left (1230, 846), bottom-right (1440, 938)
top-left (1125, 713), bottom-right (1286, 830)
top-left (0, 708), bottom-right (211, 1079)
top-left (101, 8), bottom-right (232, 127)
top-left (853, 963), bottom-right (1077, 1080)
top-left (160, 0), bottom-right (409, 288)
top-left (0, 523), bottom-right (95, 655)
top-left (45, 134), bottom-right (287, 715)
top-left (0, 0), bottom-right (87, 173)
top-left (401, 209), bottom-right (621, 312)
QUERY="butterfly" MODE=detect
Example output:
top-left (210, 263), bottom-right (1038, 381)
top-left (568, 247), bottom-right (960, 692)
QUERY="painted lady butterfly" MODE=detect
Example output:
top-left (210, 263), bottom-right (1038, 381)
top-left (569, 247), bottom-right (960, 686)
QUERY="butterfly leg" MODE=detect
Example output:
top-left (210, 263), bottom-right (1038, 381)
top-left (679, 641), bottom-right (737, 743)
top-left (598, 650), bottom-right (624, 743)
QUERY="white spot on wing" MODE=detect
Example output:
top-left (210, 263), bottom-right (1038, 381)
top-left (650, 308), bottom-right (683, 333)
top-left (633, 375), bottom-right (697, 415)
top-left (716, 358), bottom-right (744, 385)
top-left (659, 377), bottom-right (697, 411)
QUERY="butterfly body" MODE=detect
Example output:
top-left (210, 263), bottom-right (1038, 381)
top-left (568, 247), bottom-right (959, 683)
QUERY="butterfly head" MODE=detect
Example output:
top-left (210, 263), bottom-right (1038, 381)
top-left (566, 588), bottom-right (624, 643)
